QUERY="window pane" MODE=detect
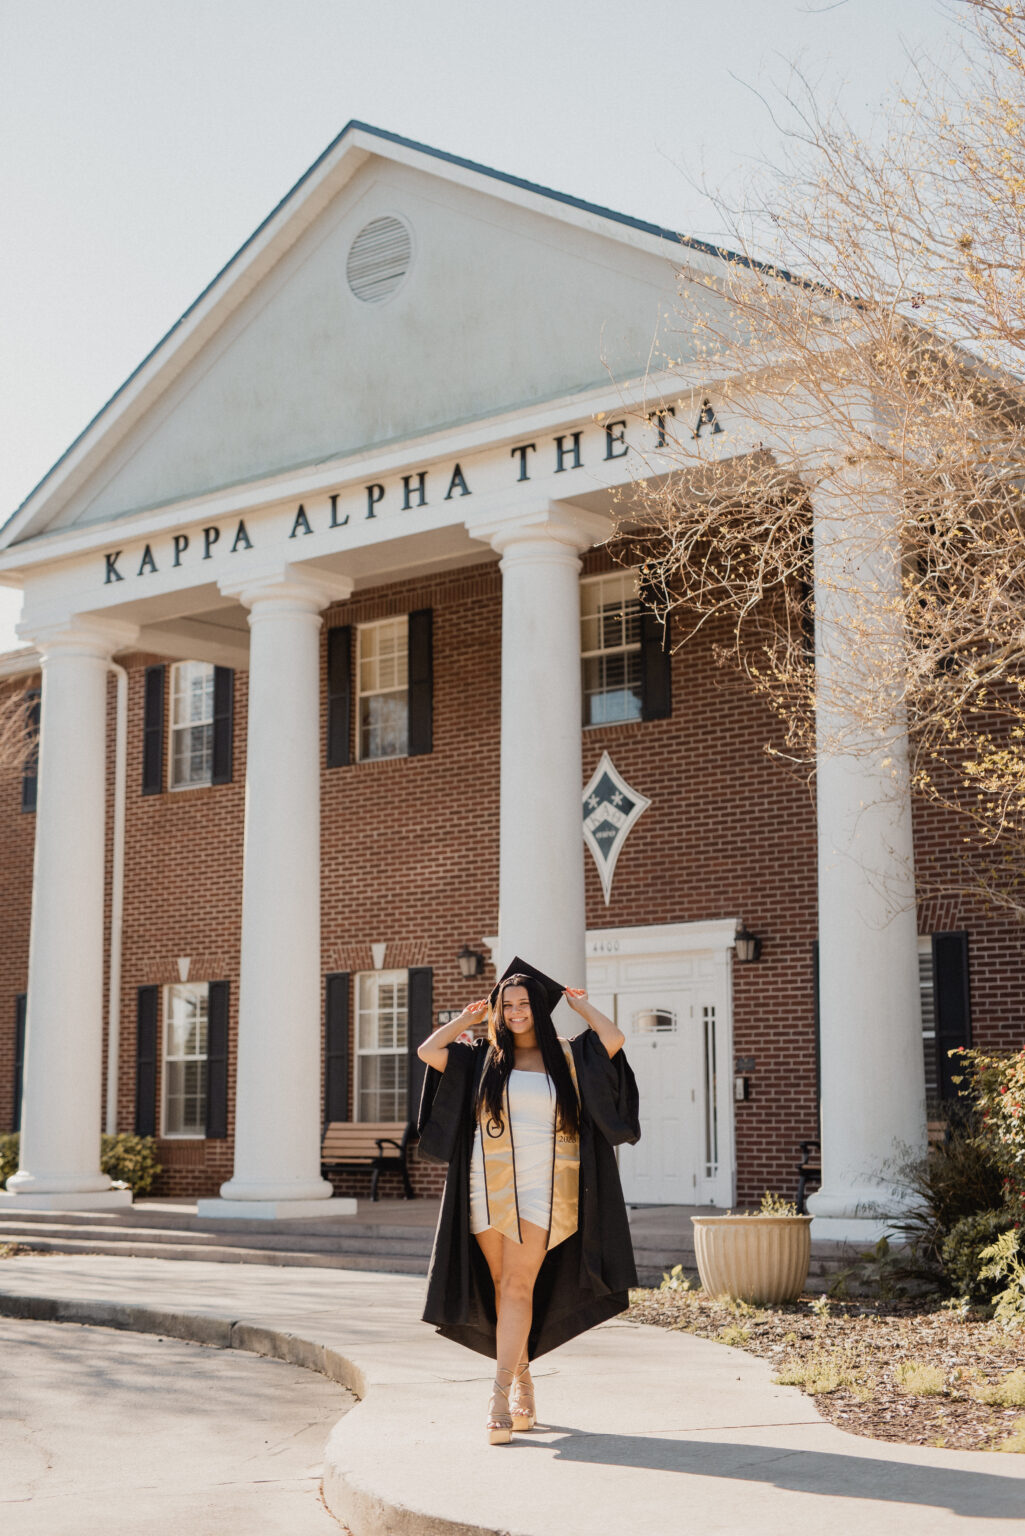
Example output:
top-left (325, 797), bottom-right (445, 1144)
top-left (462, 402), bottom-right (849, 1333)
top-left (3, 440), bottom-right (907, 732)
top-left (358, 1052), bottom-right (408, 1121)
top-left (360, 691), bottom-right (409, 759)
top-left (171, 662), bottom-right (214, 727)
top-left (165, 985), bottom-right (209, 1135)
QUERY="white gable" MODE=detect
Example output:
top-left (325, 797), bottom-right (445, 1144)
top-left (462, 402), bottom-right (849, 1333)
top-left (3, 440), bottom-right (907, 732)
top-left (7, 129), bottom-right (733, 546)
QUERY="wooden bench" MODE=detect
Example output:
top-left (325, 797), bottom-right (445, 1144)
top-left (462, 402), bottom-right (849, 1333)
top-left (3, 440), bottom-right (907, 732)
top-left (320, 1121), bottom-right (416, 1200)
top-left (796, 1120), bottom-right (950, 1212)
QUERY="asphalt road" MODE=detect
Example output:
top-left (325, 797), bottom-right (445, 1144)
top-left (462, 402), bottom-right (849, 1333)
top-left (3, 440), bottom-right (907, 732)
top-left (0, 1317), bottom-right (352, 1535)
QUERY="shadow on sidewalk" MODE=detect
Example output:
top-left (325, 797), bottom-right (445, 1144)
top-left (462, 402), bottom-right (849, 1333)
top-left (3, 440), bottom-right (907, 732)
top-left (511, 1426), bottom-right (1025, 1518)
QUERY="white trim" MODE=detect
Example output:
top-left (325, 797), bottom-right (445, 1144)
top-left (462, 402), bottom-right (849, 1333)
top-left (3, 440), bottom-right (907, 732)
top-left (588, 917), bottom-right (741, 958)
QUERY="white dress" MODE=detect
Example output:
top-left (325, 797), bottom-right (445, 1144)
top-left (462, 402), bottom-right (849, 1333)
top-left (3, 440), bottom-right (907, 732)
top-left (469, 1069), bottom-right (557, 1235)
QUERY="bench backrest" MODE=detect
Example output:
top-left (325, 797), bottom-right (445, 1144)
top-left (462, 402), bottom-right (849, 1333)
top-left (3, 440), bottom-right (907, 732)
top-left (321, 1121), bottom-right (410, 1159)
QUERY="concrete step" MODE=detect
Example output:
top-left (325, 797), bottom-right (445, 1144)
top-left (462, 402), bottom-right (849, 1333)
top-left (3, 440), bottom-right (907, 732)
top-left (0, 1218), bottom-right (434, 1257)
top-left (0, 1204), bottom-right (435, 1238)
top-left (0, 1233), bottom-right (430, 1272)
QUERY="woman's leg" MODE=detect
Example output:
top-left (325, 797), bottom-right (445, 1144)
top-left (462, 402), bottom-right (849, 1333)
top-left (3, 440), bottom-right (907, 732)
top-left (474, 1223), bottom-right (547, 1415)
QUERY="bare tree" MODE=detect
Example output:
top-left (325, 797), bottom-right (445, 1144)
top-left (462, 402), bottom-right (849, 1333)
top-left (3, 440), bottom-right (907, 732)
top-left (617, 0), bottom-right (1025, 918)
top-left (0, 680), bottom-right (37, 776)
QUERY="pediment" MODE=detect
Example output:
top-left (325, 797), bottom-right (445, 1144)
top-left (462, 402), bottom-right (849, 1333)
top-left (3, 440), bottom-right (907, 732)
top-left (2, 124), bottom-right (738, 549)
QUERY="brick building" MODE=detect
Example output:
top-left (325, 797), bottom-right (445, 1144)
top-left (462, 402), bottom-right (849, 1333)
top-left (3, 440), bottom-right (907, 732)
top-left (1, 124), bottom-right (1021, 1239)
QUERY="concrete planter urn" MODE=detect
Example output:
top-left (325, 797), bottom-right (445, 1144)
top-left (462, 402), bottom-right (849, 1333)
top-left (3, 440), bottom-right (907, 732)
top-left (691, 1214), bottom-right (813, 1303)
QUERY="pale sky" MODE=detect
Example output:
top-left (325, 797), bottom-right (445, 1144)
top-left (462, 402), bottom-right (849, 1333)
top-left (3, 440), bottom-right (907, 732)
top-left (0, 0), bottom-right (962, 652)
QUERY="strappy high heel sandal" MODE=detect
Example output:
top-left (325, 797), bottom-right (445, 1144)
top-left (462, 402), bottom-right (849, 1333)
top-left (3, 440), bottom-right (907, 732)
top-left (486, 1365), bottom-right (515, 1445)
top-left (510, 1361), bottom-right (536, 1431)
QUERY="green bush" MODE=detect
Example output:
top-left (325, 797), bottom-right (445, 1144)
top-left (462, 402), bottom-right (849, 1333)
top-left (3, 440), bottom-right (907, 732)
top-left (941, 1209), bottom-right (1019, 1303)
top-left (0, 1133), bottom-right (18, 1188)
top-left (0, 1133), bottom-right (161, 1197)
top-left (100, 1134), bottom-right (162, 1197)
top-left (898, 1109), bottom-right (1007, 1277)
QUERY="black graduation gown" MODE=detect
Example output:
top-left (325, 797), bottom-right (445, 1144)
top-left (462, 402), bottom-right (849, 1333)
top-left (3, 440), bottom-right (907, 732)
top-left (417, 1029), bottom-right (641, 1360)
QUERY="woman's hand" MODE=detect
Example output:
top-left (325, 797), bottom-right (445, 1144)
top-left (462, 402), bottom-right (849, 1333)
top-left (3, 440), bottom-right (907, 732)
top-left (564, 987), bottom-right (588, 1012)
top-left (417, 996), bottom-right (489, 1073)
top-left (563, 988), bottom-right (625, 1058)
top-left (459, 997), bottom-right (490, 1026)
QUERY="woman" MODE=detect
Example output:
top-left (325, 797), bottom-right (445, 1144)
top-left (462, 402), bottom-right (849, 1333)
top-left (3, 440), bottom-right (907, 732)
top-left (416, 954), bottom-right (640, 1444)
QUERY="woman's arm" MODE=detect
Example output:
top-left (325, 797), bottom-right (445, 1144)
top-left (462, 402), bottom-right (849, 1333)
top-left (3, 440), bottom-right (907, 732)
top-left (416, 997), bottom-right (489, 1073)
top-left (563, 988), bottom-right (625, 1058)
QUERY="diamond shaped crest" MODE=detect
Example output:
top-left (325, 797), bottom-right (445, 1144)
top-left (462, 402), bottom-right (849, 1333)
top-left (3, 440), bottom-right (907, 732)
top-left (582, 751), bottom-right (651, 906)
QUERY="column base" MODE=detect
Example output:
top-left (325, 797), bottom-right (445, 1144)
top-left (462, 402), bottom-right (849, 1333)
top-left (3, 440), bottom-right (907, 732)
top-left (196, 1196), bottom-right (357, 1221)
top-left (0, 1189), bottom-right (134, 1211)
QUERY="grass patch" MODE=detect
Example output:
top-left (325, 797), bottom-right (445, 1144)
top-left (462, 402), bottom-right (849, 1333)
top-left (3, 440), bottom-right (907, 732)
top-left (774, 1348), bottom-right (861, 1395)
top-left (996, 1416), bottom-right (1025, 1453)
top-left (894, 1361), bottom-right (946, 1396)
top-left (717, 1324), bottom-right (752, 1347)
top-left (974, 1368), bottom-right (1025, 1407)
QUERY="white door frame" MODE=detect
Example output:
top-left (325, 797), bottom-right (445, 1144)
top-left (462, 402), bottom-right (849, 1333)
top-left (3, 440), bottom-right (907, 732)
top-left (585, 919), bottom-right (739, 1207)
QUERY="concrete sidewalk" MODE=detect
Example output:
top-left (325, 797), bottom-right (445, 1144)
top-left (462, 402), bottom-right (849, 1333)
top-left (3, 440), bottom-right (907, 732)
top-left (0, 1254), bottom-right (1023, 1535)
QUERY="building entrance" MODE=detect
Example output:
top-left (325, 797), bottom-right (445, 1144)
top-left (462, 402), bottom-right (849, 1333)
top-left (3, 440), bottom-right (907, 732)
top-left (584, 922), bottom-right (736, 1207)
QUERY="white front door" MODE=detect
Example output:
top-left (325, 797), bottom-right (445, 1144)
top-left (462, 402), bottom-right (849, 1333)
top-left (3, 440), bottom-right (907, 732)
top-left (585, 922), bottom-right (736, 1207)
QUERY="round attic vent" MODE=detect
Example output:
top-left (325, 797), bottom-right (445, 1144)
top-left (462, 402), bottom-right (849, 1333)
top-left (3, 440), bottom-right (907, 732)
top-left (346, 215), bottom-right (412, 303)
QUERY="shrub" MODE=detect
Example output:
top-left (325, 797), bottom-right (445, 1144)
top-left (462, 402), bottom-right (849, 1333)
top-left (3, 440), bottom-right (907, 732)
top-left (898, 1109), bottom-right (1007, 1276)
top-left (100, 1134), bottom-right (162, 1197)
top-left (0, 1133), bottom-right (17, 1188)
top-left (979, 1230), bottom-right (1025, 1331)
top-left (0, 1133), bottom-right (161, 1197)
top-left (941, 1210), bottom-right (1019, 1303)
top-left (950, 1047), bottom-right (1025, 1224)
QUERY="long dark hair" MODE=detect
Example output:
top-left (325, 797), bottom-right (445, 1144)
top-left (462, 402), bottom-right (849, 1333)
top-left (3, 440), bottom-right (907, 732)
top-left (476, 974), bottom-right (580, 1139)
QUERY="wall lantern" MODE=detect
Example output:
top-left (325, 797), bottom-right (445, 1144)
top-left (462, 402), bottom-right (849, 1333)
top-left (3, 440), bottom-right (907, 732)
top-left (457, 944), bottom-right (485, 979)
top-left (735, 924), bottom-right (762, 964)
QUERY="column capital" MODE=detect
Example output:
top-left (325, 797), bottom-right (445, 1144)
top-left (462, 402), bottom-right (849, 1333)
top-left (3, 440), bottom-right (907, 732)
top-left (465, 500), bottom-right (613, 559)
top-left (218, 561), bottom-right (354, 614)
top-left (17, 613), bottom-right (140, 659)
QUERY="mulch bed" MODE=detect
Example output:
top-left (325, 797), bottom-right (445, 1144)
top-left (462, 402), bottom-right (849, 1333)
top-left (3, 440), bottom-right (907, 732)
top-left (628, 1287), bottom-right (1025, 1453)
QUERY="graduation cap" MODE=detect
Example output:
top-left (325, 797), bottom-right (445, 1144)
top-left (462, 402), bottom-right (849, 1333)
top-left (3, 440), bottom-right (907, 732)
top-left (488, 955), bottom-right (566, 1014)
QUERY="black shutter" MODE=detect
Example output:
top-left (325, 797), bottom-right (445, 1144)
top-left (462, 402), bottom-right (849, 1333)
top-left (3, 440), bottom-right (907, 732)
top-left (324, 973), bottom-right (351, 1126)
top-left (327, 626), bottom-right (352, 768)
top-left (639, 611), bottom-right (672, 720)
top-left (211, 668), bottom-right (234, 785)
top-left (407, 967), bottom-right (434, 1121)
top-left (407, 609), bottom-right (433, 756)
top-left (932, 932), bottom-right (972, 1103)
top-left (135, 985), bottom-right (159, 1136)
top-left (205, 980), bottom-right (230, 1139)
top-left (142, 665), bottom-right (166, 795)
top-left (20, 689), bottom-right (40, 814)
top-left (13, 993), bottom-right (26, 1132)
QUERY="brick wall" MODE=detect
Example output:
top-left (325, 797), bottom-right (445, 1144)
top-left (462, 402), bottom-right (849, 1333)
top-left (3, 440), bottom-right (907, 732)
top-left (1, 547), bottom-right (1023, 1205)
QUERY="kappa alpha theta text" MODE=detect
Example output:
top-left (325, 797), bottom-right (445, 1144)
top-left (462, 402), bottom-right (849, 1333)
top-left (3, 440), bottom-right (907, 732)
top-left (100, 405), bottom-right (724, 586)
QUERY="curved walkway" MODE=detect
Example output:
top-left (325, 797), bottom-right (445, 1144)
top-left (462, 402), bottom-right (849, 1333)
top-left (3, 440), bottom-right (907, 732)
top-left (1, 1317), bottom-right (350, 1535)
top-left (1, 1255), bottom-right (1023, 1535)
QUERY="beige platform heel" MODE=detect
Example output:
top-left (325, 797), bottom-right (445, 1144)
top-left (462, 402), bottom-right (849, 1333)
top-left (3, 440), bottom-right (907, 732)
top-left (510, 1361), bottom-right (536, 1431)
top-left (486, 1365), bottom-right (515, 1444)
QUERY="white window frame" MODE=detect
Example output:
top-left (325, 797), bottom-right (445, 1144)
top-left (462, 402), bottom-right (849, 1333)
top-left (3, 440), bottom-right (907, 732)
top-left (355, 969), bottom-right (408, 1122)
top-left (162, 981), bottom-right (209, 1138)
top-left (169, 660), bottom-right (215, 790)
top-left (580, 570), bottom-right (644, 727)
top-left (356, 616), bottom-right (409, 761)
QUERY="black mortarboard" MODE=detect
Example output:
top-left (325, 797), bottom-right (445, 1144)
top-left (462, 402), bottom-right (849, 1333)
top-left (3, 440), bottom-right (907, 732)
top-left (488, 954), bottom-right (566, 1013)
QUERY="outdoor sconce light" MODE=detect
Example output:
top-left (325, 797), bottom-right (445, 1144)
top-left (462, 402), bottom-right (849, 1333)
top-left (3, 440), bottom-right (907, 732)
top-left (457, 944), bottom-right (484, 979)
top-left (734, 924), bottom-right (762, 963)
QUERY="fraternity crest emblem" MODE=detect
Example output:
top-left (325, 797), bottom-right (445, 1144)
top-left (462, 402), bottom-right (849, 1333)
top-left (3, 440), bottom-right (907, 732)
top-left (582, 751), bottom-right (651, 906)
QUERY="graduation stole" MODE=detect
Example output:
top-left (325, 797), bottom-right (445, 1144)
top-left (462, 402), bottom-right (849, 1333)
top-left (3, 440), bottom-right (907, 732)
top-left (476, 1040), bottom-right (580, 1250)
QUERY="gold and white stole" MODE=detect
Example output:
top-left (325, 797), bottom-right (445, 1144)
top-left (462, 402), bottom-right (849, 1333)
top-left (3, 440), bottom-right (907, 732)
top-left (475, 1040), bottom-right (580, 1249)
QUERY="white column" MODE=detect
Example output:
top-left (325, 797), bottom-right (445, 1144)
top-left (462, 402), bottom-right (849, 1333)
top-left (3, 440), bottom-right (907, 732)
top-left (468, 503), bottom-right (610, 999)
top-left (199, 567), bottom-right (354, 1220)
top-left (3, 616), bottom-right (138, 1211)
top-left (807, 463), bottom-right (927, 1241)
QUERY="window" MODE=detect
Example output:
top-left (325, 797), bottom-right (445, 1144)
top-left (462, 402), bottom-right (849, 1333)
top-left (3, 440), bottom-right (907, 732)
top-left (580, 572), bottom-right (643, 726)
top-left (21, 687), bottom-right (40, 813)
top-left (357, 617), bottom-right (408, 760)
top-left (163, 983), bottom-right (208, 1136)
top-left (356, 970), bottom-right (408, 1120)
top-left (170, 661), bottom-right (215, 788)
